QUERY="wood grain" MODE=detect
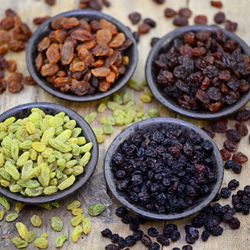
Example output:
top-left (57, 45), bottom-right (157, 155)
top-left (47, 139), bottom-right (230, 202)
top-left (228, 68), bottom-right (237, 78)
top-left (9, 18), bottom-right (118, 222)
top-left (0, 0), bottom-right (249, 249)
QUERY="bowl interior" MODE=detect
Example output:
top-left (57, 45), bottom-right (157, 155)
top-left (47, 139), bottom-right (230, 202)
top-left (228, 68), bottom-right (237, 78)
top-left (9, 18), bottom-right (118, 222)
top-left (0, 102), bottom-right (98, 204)
top-left (146, 25), bottom-right (250, 120)
top-left (27, 10), bottom-right (138, 102)
top-left (104, 118), bottom-right (224, 220)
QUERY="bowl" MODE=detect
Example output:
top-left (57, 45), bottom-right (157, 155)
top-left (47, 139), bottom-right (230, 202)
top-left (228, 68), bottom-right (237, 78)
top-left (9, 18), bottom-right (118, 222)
top-left (104, 118), bottom-right (224, 220)
top-left (26, 10), bottom-right (138, 102)
top-left (146, 25), bottom-right (250, 120)
top-left (0, 102), bottom-right (98, 205)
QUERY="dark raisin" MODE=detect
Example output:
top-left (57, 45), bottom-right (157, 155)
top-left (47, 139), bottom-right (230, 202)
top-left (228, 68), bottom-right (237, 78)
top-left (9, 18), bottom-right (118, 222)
top-left (141, 235), bottom-right (152, 247)
top-left (149, 242), bottom-right (160, 250)
top-left (235, 109), bottom-right (250, 121)
top-left (228, 217), bottom-right (240, 229)
top-left (212, 120), bottom-right (228, 133)
top-left (170, 231), bottom-right (181, 242)
top-left (128, 12), bottom-right (141, 25)
top-left (214, 12), bottom-right (226, 24)
top-left (147, 227), bottom-right (159, 237)
top-left (178, 8), bottom-right (192, 18)
top-left (224, 160), bottom-right (236, 170)
top-left (194, 15), bottom-right (208, 25)
top-left (232, 152), bottom-right (248, 164)
top-left (225, 20), bottom-right (238, 32)
top-left (173, 16), bottom-right (188, 27)
top-left (101, 228), bottom-right (113, 238)
top-left (105, 244), bottom-right (120, 250)
top-left (224, 139), bottom-right (238, 152)
top-left (156, 234), bottom-right (170, 246)
top-left (164, 8), bottom-right (177, 18)
top-left (232, 163), bottom-right (242, 174)
top-left (201, 230), bottom-right (210, 242)
top-left (228, 179), bottom-right (239, 190)
top-left (235, 123), bottom-right (248, 136)
top-left (182, 245), bottom-right (193, 250)
top-left (226, 129), bottom-right (241, 143)
top-left (220, 187), bottom-right (231, 199)
top-left (144, 18), bottom-right (156, 28)
top-left (220, 149), bottom-right (232, 161)
top-left (138, 23), bottom-right (151, 34)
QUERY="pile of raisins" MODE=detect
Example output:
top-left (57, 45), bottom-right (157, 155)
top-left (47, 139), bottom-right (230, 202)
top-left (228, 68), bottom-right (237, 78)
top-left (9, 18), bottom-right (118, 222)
top-left (102, 206), bottom-right (192, 250)
top-left (155, 31), bottom-right (250, 113)
top-left (0, 9), bottom-right (35, 94)
top-left (111, 123), bottom-right (218, 214)
top-left (35, 16), bottom-right (132, 96)
top-left (202, 108), bottom-right (249, 169)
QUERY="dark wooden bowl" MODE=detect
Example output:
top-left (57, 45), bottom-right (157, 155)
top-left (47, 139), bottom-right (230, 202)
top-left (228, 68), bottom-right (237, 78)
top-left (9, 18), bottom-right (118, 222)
top-left (26, 10), bottom-right (138, 102)
top-left (104, 118), bottom-right (224, 220)
top-left (0, 102), bottom-right (98, 205)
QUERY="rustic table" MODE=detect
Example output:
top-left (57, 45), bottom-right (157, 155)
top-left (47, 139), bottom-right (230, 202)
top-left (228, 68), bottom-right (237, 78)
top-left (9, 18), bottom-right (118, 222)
top-left (0, 0), bottom-right (249, 249)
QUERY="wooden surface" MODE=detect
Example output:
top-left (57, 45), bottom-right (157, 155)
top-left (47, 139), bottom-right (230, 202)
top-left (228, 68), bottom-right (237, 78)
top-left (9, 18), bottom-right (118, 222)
top-left (0, 0), bottom-right (250, 249)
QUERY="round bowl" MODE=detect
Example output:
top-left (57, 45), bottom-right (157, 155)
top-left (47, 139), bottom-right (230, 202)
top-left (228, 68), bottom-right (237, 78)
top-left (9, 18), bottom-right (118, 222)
top-left (26, 10), bottom-right (138, 102)
top-left (104, 118), bottom-right (224, 220)
top-left (0, 102), bottom-right (98, 205)
top-left (146, 25), bottom-right (250, 120)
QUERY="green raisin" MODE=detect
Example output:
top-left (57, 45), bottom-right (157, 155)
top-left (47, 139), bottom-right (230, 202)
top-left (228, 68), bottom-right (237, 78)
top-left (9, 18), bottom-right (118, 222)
top-left (55, 235), bottom-right (67, 248)
top-left (67, 200), bottom-right (81, 211)
top-left (30, 214), bottom-right (42, 227)
top-left (71, 225), bottom-right (83, 243)
top-left (16, 222), bottom-right (29, 241)
top-left (82, 217), bottom-right (92, 235)
top-left (0, 196), bottom-right (10, 210)
top-left (5, 212), bottom-right (19, 222)
top-left (50, 216), bottom-right (64, 232)
top-left (88, 203), bottom-right (106, 217)
top-left (11, 237), bottom-right (28, 249)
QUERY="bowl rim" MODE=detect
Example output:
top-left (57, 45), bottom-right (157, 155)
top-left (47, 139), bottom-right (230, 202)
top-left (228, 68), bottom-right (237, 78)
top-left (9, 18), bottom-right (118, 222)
top-left (104, 117), bottom-right (224, 220)
top-left (146, 25), bottom-right (250, 120)
top-left (0, 102), bottom-right (99, 205)
top-left (26, 9), bottom-right (138, 102)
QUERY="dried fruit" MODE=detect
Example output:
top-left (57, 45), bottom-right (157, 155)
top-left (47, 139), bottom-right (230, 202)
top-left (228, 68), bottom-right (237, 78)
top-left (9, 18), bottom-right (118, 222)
top-left (67, 200), bottom-right (81, 211)
top-left (36, 17), bottom-right (131, 96)
top-left (173, 16), bottom-right (188, 27)
top-left (82, 217), bottom-right (92, 234)
top-left (211, 1), bottom-right (223, 8)
top-left (5, 212), bottom-right (18, 222)
top-left (16, 222), bottom-right (29, 241)
top-left (111, 123), bottom-right (217, 214)
top-left (0, 108), bottom-right (92, 197)
top-left (11, 237), bottom-right (28, 249)
top-left (128, 12), bottom-right (141, 25)
top-left (50, 216), bottom-right (64, 232)
top-left (88, 203), bottom-right (106, 216)
top-left (232, 152), bottom-right (248, 164)
top-left (55, 235), bottom-right (68, 248)
top-left (71, 225), bottom-right (83, 243)
top-left (155, 30), bottom-right (250, 112)
top-left (164, 8), bottom-right (177, 18)
top-left (214, 12), bottom-right (226, 24)
top-left (34, 234), bottom-right (49, 249)
top-left (0, 196), bottom-right (10, 210)
top-left (194, 15), bottom-right (208, 25)
top-left (30, 214), bottom-right (42, 227)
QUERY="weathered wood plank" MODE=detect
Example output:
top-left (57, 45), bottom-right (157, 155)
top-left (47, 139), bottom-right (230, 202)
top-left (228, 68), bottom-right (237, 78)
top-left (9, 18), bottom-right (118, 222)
top-left (0, 0), bottom-right (249, 250)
